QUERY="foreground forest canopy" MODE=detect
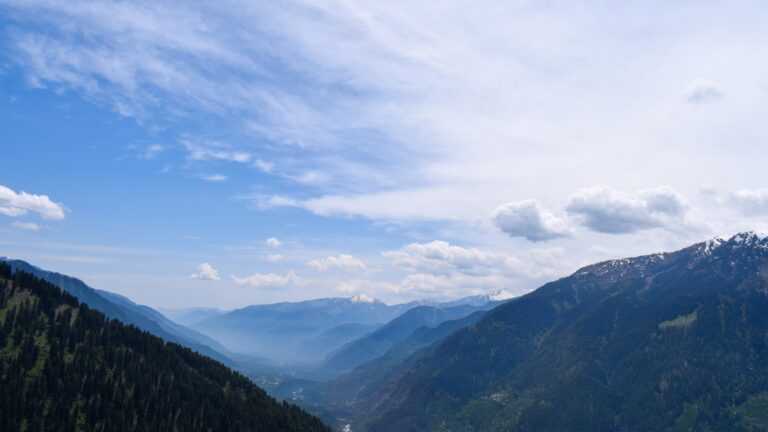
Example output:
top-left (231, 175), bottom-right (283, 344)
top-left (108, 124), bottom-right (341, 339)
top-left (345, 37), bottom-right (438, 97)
top-left (0, 263), bottom-right (329, 432)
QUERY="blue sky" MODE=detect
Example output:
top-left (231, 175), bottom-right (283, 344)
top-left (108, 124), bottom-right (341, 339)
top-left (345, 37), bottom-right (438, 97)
top-left (2, 0), bottom-right (768, 308)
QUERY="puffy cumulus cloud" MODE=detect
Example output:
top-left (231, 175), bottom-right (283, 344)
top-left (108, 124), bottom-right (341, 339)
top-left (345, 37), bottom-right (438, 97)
top-left (10, 221), bottom-right (41, 231)
top-left (684, 79), bottom-right (724, 104)
top-left (265, 237), bottom-right (281, 248)
top-left (383, 240), bottom-right (569, 280)
top-left (190, 262), bottom-right (220, 281)
top-left (230, 271), bottom-right (300, 289)
top-left (566, 186), bottom-right (686, 234)
top-left (0, 185), bottom-right (65, 220)
top-left (308, 254), bottom-right (367, 272)
top-left (491, 199), bottom-right (571, 242)
top-left (384, 241), bottom-right (499, 274)
top-left (309, 242), bottom-right (572, 300)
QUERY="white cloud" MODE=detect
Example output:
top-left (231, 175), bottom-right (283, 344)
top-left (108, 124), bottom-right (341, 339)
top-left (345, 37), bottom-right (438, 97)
top-left (230, 271), bottom-right (300, 288)
top-left (491, 199), bottom-right (571, 242)
top-left (254, 159), bottom-right (274, 173)
top-left (383, 240), bottom-right (569, 280)
top-left (5, 1), bottom-right (768, 306)
top-left (292, 170), bottom-right (331, 185)
top-left (190, 262), bottom-right (220, 280)
top-left (0, 184), bottom-right (65, 220)
top-left (684, 79), bottom-right (724, 104)
top-left (337, 279), bottom-right (395, 294)
top-left (322, 241), bottom-right (572, 300)
top-left (183, 141), bottom-right (252, 163)
top-left (6, 0), bottom-right (768, 234)
top-left (566, 186), bottom-right (686, 234)
top-left (308, 254), bottom-right (367, 272)
top-left (10, 221), bottom-right (41, 231)
top-left (266, 253), bottom-right (284, 263)
top-left (702, 187), bottom-right (768, 216)
top-left (265, 237), bottom-right (281, 248)
top-left (728, 188), bottom-right (768, 215)
top-left (384, 241), bottom-right (499, 274)
top-left (199, 174), bottom-right (228, 182)
top-left (141, 144), bottom-right (164, 159)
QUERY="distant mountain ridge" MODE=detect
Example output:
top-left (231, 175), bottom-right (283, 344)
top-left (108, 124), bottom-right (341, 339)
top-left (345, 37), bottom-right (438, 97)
top-left (322, 302), bottom-right (501, 373)
top-left (350, 232), bottom-right (768, 431)
top-left (192, 296), bottom-right (422, 363)
top-left (159, 307), bottom-right (226, 327)
top-left (0, 258), bottom-right (230, 364)
top-left (192, 292), bottom-right (509, 365)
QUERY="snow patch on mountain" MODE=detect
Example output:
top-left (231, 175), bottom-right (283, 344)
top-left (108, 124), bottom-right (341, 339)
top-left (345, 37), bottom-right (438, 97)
top-left (488, 290), bottom-right (514, 301)
top-left (350, 294), bottom-right (377, 304)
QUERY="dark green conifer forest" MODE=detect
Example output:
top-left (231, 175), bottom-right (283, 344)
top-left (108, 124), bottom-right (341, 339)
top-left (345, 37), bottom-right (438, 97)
top-left (0, 263), bottom-right (330, 432)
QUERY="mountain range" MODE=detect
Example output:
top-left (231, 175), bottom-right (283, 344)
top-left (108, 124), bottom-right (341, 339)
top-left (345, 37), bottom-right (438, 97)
top-left (341, 232), bottom-right (768, 431)
top-left (190, 292), bottom-right (506, 366)
top-left (321, 302), bottom-right (501, 373)
top-left (8, 233), bottom-right (768, 431)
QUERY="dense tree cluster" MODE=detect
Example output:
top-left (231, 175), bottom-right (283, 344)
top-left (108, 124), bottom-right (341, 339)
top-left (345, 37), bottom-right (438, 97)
top-left (0, 263), bottom-right (329, 432)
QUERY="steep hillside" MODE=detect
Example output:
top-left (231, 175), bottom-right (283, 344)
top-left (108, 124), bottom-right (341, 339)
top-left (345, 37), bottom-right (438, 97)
top-left (0, 263), bottom-right (329, 432)
top-left (357, 232), bottom-right (768, 431)
top-left (322, 303), bottom-right (498, 373)
top-left (2, 258), bottom-right (229, 364)
top-left (294, 310), bottom-right (490, 429)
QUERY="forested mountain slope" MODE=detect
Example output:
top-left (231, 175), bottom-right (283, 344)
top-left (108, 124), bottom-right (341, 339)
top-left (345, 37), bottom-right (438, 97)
top-left (322, 303), bottom-right (498, 373)
top-left (1, 258), bottom-right (229, 364)
top-left (0, 263), bottom-right (329, 432)
top-left (357, 232), bottom-right (768, 432)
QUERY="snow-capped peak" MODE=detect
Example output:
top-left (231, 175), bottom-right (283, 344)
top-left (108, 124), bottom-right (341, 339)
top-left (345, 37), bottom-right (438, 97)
top-left (702, 237), bottom-right (725, 254)
top-left (488, 289), bottom-right (514, 301)
top-left (696, 231), bottom-right (768, 258)
top-left (350, 294), bottom-right (376, 304)
top-left (730, 231), bottom-right (768, 244)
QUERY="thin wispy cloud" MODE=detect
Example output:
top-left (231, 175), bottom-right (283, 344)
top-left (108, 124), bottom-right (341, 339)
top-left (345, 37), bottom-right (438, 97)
top-left (3, 0), bottom-right (768, 306)
top-left (10, 221), bottom-right (41, 231)
top-left (199, 174), bottom-right (228, 182)
top-left (231, 271), bottom-right (301, 289)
